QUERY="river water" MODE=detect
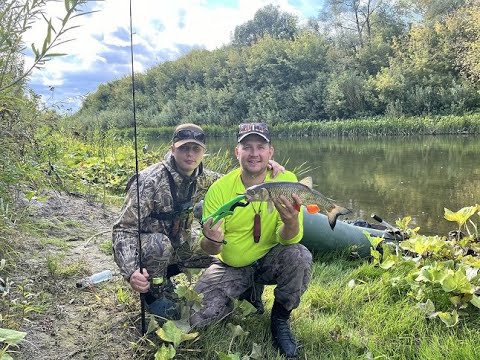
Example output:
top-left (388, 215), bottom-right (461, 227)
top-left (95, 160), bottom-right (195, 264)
top-left (154, 135), bottom-right (479, 236)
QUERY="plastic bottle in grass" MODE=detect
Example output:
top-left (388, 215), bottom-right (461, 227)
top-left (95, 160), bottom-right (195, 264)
top-left (76, 270), bottom-right (112, 288)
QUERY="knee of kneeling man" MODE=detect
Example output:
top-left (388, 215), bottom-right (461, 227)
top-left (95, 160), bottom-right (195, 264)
top-left (291, 243), bottom-right (312, 264)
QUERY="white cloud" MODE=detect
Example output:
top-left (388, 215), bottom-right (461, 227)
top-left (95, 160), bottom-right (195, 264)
top-left (24, 0), bottom-right (320, 111)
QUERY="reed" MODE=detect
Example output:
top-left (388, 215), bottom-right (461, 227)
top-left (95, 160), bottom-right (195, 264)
top-left (135, 114), bottom-right (480, 139)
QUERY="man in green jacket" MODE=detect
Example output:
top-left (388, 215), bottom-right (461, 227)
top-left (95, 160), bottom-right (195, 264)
top-left (191, 122), bottom-right (312, 358)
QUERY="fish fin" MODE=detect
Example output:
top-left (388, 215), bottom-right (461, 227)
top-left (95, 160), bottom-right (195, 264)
top-left (299, 176), bottom-right (313, 189)
top-left (293, 203), bottom-right (301, 212)
top-left (306, 204), bottom-right (319, 214)
top-left (267, 201), bottom-right (275, 213)
top-left (327, 204), bottom-right (352, 230)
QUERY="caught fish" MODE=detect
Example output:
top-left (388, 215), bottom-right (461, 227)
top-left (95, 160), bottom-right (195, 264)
top-left (244, 177), bottom-right (351, 230)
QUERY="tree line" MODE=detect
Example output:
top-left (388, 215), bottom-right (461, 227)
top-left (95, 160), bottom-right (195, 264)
top-left (75, 0), bottom-right (480, 131)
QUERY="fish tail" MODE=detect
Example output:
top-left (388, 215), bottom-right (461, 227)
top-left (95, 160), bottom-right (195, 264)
top-left (327, 204), bottom-right (352, 230)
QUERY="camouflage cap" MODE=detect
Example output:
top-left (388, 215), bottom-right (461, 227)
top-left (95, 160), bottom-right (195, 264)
top-left (172, 123), bottom-right (206, 149)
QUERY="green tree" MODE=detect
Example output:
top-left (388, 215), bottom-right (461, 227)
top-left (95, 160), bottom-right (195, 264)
top-left (319, 0), bottom-right (387, 48)
top-left (402, 0), bottom-right (467, 23)
top-left (443, 0), bottom-right (480, 84)
top-left (232, 5), bottom-right (299, 47)
top-left (1, 0), bottom-right (92, 92)
top-left (372, 16), bottom-right (479, 115)
top-left (72, 1), bottom-right (480, 126)
top-left (324, 70), bottom-right (372, 118)
top-left (1, 0), bottom-right (90, 197)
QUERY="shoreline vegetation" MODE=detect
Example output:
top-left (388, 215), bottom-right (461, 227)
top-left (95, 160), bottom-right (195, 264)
top-left (115, 113), bottom-right (480, 139)
top-left (1, 115), bottom-right (479, 359)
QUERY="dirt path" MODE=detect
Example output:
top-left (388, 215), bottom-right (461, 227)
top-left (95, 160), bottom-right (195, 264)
top-left (9, 191), bottom-right (148, 359)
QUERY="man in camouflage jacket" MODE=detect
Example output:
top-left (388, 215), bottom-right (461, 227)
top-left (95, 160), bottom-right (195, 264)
top-left (112, 124), bottom-right (221, 316)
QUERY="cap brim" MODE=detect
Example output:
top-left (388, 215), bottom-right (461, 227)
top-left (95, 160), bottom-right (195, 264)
top-left (174, 139), bottom-right (206, 149)
top-left (237, 132), bottom-right (270, 143)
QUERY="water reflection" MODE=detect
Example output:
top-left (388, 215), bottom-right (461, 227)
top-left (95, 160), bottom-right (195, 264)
top-left (154, 135), bottom-right (480, 236)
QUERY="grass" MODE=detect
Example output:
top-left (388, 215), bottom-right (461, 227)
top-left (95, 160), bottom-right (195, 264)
top-left (46, 254), bottom-right (86, 277)
top-left (100, 239), bottom-right (113, 254)
top-left (297, 257), bottom-right (479, 360)
top-left (2, 205), bottom-right (480, 359)
top-left (160, 251), bottom-right (479, 360)
top-left (40, 237), bottom-right (70, 248)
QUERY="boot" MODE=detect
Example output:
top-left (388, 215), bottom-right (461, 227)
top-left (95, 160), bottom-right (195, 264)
top-left (145, 278), bottom-right (180, 320)
top-left (238, 284), bottom-right (264, 314)
top-left (271, 302), bottom-right (298, 358)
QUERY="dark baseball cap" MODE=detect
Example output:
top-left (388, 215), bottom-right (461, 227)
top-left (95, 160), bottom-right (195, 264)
top-left (172, 123), bottom-right (206, 149)
top-left (237, 122), bottom-right (270, 143)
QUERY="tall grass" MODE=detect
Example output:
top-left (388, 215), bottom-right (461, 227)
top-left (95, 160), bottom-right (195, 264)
top-left (135, 114), bottom-right (480, 139)
top-left (272, 114), bottom-right (480, 137)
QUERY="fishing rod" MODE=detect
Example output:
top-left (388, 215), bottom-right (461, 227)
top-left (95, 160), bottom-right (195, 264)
top-left (371, 214), bottom-right (399, 233)
top-left (128, 0), bottom-right (146, 335)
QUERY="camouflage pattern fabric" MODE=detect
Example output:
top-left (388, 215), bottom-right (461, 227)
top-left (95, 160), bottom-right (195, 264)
top-left (190, 243), bottom-right (312, 328)
top-left (112, 152), bottom-right (221, 281)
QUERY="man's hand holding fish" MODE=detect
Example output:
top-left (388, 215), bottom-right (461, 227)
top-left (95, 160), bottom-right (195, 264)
top-left (271, 193), bottom-right (302, 241)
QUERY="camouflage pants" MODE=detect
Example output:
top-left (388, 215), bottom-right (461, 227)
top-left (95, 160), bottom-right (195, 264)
top-left (136, 232), bottom-right (214, 280)
top-left (190, 243), bottom-right (312, 328)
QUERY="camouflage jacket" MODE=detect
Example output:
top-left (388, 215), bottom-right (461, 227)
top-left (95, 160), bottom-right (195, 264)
top-left (112, 152), bottom-right (221, 279)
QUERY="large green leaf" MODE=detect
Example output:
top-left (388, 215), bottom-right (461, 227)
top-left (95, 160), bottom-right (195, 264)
top-left (416, 267), bottom-right (447, 284)
top-left (370, 248), bottom-right (381, 265)
top-left (364, 231), bottom-right (383, 249)
top-left (227, 322), bottom-right (249, 339)
top-left (154, 344), bottom-right (176, 360)
top-left (155, 321), bottom-right (198, 348)
top-left (441, 269), bottom-right (474, 294)
top-left (379, 255), bottom-right (398, 270)
top-left (237, 299), bottom-right (257, 316)
top-left (444, 206), bottom-right (479, 226)
top-left (0, 328), bottom-right (27, 345)
top-left (400, 235), bottom-right (446, 255)
top-left (470, 294), bottom-right (480, 309)
top-left (217, 352), bottom-right (241, 360)
top-left (437, 310), bottom-right (459, 327)
top-left (417, 299), bottom-right (435, 315)
top-left (249, 342), bottom-right (264, 359)
top-left (175, 285), bottom-right (203, 303)
top-left (415, 262), bottom-right (450, 284)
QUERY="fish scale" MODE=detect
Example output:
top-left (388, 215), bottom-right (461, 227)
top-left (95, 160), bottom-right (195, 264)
top-left (244, 177), bottom-right (351, 230)
top-left (260, 182), bottom-right (332, 210)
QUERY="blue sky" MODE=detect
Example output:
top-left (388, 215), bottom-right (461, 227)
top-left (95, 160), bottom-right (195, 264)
top-left (25, 0), bottom-right (322, 113)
